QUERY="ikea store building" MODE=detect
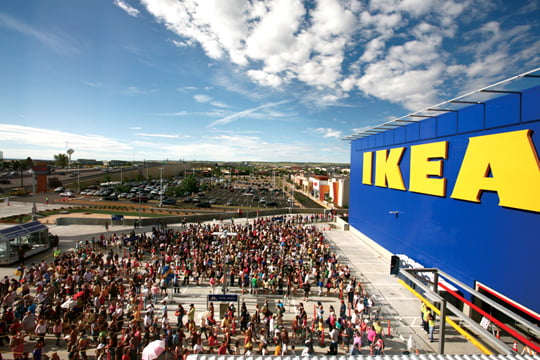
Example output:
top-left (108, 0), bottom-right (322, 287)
top-left (346, 70), bottom-right (540, 325)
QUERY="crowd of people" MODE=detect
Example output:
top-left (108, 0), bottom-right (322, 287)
top-left (0, 214), bottom-right (388, 359)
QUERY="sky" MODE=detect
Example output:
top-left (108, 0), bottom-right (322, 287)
top-left (0, 0), bottom-right (538, 164)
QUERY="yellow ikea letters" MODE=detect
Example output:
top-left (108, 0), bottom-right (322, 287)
top-left (409, 141), bottom-right (448, 197)
top-left (362, 129), bottom-right (540, 212)
top-left (375, 148), bottom-right (406, 190)
top-left (450, 129), bottom-right (540, 212)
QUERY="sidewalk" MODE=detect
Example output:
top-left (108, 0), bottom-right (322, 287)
top-left (322, 225), bottom-right (483, 355)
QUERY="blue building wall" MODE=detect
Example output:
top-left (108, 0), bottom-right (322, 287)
top-left (349, 85), bottom-right (540, 314)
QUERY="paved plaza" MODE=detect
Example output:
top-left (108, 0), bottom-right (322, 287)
top-left (0, 200), bottom-right (484, 359)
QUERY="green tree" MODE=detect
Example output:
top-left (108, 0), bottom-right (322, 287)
top-left (180, 174), bottom-right (199, 194)
top-left (114, 184), bottom-right (131, 193)
top-left (165, 186), bottom-right (182, 197)
top-left (9, 159), bottom-right (31, 187)
top-left (212, 165), bottom-right (222, 178)
top-left (54, 153), bottom-right (69, 168)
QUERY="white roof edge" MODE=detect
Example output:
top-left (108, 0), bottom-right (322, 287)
top-left (344, 67), bottom-right (540, 141)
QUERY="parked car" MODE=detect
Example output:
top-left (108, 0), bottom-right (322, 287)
top-left (266, 201), bottom-right (278, 207)
top-left (54, 186), bottom-right (65, 193)
top-left (102, 195), bottom-right (118, 201)
top-left (196, 202), bottom-right (211, 208)
top-left (9, 188), bottom-right (30, 196)
top-left (130, 195), bottom-right (148, 203)
top-left (226, 199), bottom-right (234, 206)
top-left (60, 191), bottom-right (76, 198)
top-left (161, 198), bottom-right (177, 205)
top-left (0, 179), bottom-right (10, 184)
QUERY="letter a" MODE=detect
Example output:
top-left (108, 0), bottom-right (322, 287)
top-left (450, 129), bottom-right (540, 212)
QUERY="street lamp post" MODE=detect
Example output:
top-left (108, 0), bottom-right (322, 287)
top-left (159, 167), bottom-right (163, 207)
top-left (138, 195), bottom-right (141, 222)
top-left (31, 170), bottom-right (37, 221)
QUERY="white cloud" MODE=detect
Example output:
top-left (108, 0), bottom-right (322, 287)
top-left (194, 94), bottom-right (212, 103)
top-left (134, 133), bottom-right (181, 138)
top-left (177, 86), bottom-right (198, 92)
top-left (85, 81), bottom-right (104, 88)
top-left (0, 124), bottom-right (348, 162)
top-left (359, 36), bottom-right (386, 63)
top-left (155, 111), bottom-right (188, 117)
top-left (165, 133), bottom-right (348, 162)
top-left (0, 12), bottom-right (79, 56)
top-left (247, 70), bottom-right (284, 87)
top-left (114, 0), bottom-right (140, 17)
top-left (210, 101), bottom-right (229, 108)
top-left (312, 128), bottom-right (342, 138)
top-left (141, 0), bottom-right (539, 113)
top-left (122, 86), bottom-right (157, 95)
top-left (0, 124), bottom-right (132, 158)
top-left (207, 100), bottom-right (290, 127)
top-left (456, 21), bottom-right (538, 91)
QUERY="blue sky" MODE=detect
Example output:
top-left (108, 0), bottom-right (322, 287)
top-left (0, 0), bottom-right (538, 163)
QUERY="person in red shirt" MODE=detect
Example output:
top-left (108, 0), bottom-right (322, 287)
top-left (121, 347), bottom-right (131, 360)
top-left (217, 340), bottom-right (228, 355)
top-left (10, 331), bottom-right (24, 359)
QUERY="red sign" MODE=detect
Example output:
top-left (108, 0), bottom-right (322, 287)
top-left (32, 165), bottom-right (51, 175)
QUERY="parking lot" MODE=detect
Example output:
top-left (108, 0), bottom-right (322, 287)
top-left (194, 183), bottom-right (294, 208)
top-left (37, 177), bottom-right (298, 211)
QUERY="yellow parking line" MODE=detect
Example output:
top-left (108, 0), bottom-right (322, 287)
top-left (398, 279), bottom-right (492, 355)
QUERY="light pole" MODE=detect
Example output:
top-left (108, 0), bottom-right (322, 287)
top-left (31, 169), bottom-right (37, 221)
top-left (159, 167), bottom-right (163, 207)
top-left (138, 194), bottom-right (142, 222)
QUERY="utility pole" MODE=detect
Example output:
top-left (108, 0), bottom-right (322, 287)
top-left (31, 170), bottom-right (37, 221)
top-left (159, 167), bottom-right (163, 207)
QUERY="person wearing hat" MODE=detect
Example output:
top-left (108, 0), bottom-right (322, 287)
top-left (96, 343), bottom-right (106, 360)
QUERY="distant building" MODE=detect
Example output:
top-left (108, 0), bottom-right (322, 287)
top-left (109, 160), bottom-right (130, 167)
top-left (328, 177), bottom-right (350, 208)
top-left (292, 173), bottom-right (349, 208)
top-left (76, 158), bottom-right (101, 166)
